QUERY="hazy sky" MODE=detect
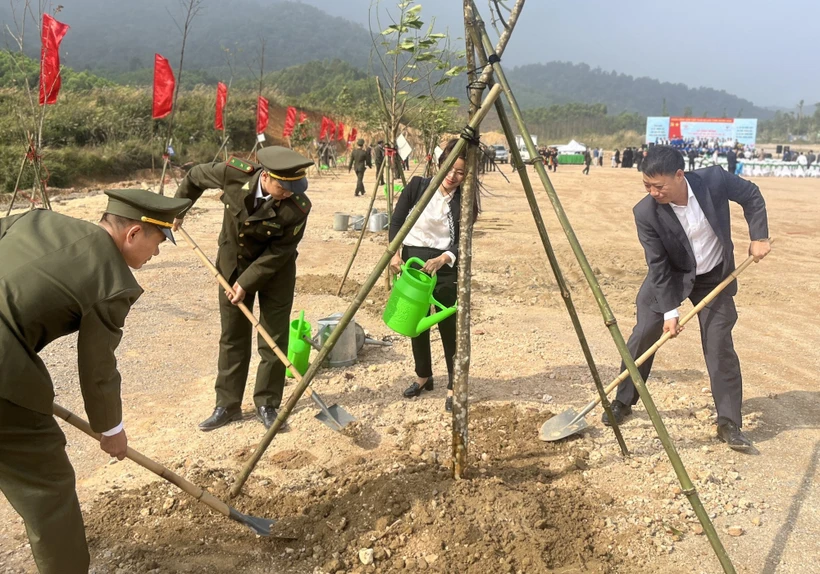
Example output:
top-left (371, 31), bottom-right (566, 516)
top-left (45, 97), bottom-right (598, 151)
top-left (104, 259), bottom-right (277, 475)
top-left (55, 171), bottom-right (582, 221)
top-left (295, 0), bottom-right (818, 108)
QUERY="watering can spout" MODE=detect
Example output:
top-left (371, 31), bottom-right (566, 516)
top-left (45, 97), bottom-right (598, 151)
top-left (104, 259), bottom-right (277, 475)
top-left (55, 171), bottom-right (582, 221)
top-left (417, 304), bottom-right (458, 334)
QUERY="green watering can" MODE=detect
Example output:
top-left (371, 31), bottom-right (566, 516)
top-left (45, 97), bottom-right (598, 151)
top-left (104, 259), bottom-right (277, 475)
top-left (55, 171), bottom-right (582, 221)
top-left (382, 257), bottom-right (458, 337)
top-left (286, 311), bottom-right (311, 378)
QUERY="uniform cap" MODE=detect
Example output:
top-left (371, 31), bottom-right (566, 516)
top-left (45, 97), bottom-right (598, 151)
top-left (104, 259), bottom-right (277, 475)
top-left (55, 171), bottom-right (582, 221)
top-left (257, 146), bottom-right (313, 194)
top-left (104, 189), bottom-right (191, 244)
top-left (357, 138), bottom-right (365, 147)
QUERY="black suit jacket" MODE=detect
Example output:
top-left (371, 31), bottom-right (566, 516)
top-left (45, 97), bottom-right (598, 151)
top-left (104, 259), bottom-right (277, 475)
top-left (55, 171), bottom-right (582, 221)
top-left (389, 176), bottom-right (462, 262)
top-left (633, 166), bottom-right (768, 313)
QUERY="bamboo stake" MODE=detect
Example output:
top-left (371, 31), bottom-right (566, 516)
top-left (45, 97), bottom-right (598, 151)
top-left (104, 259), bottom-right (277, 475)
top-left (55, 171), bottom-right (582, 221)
top-left (452, 10), bottom-right (482, 478)
top-left (230, 83), bottom-right (503, 497)
top-left (466, 14), bottom-right (628, 456)
top-left (5, 154), bottom-right (28, 216)
top-left (469, 5), bottom-right (735, 572)
top-left (337, 160), bottom-right (388, 296)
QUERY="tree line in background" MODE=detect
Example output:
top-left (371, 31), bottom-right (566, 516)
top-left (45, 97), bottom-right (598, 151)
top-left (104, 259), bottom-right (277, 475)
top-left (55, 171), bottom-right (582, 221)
top-left (1, 51), bottom-right (817, 193)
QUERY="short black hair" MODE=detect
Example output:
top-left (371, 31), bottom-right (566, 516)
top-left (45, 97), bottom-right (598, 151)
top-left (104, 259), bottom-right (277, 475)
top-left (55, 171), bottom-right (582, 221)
top-left (99, 213), bottom-right (162, 237)
top-left (641, 145), bottom-right (685, 177)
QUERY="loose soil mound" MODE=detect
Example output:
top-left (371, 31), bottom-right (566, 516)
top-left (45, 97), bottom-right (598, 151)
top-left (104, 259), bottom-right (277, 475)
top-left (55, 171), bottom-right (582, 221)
top-left (297, 273), bottom-right (390, 307)
top-left (83, 405), bottom-right (629, 573)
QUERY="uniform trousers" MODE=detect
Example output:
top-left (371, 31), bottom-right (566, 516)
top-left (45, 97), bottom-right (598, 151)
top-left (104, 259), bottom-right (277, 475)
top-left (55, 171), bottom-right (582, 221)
top-left (215, 258), bottom-right (296, 409)
top-left (0, 399), bottom-right (89, 574)
top-left (403, 246), bottom-right (457, 390)
top-left (354, 169), bottom-right (366, 195)
top-left (615, 264), bottom-right (743, 426)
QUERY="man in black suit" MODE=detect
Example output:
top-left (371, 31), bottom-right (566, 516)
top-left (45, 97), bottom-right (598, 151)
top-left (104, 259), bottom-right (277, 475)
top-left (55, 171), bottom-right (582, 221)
top-left (605, 146), bottom-right (770, 451)
top-left (726, 147), bottom-right (738, 175)
top-left (687, 148), bottom-right (698, 171)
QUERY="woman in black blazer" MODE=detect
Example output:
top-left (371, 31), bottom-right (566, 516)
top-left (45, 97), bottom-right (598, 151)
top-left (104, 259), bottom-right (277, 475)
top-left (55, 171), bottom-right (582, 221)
top-left (388, 138), bottom-right (480, 411)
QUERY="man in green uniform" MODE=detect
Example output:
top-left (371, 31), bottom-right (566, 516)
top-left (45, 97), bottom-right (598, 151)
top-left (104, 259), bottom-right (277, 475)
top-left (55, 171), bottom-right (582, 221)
top-left (173, 147), bottom-right (313, 431)
top-left (0, 190), bottom-right (191, 574)
top-left (348, 138), bottom-right (372, 196)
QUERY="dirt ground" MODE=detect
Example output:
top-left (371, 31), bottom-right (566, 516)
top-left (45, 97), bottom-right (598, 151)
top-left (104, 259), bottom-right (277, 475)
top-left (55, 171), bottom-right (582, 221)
top-left (0, 158), bottom-right (818, 574)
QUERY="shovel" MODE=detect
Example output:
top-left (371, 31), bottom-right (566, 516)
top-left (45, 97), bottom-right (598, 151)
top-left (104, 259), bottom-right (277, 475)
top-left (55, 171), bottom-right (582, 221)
top-left (178, 227), bottom-right (355, 432)
top-left (52, 403), bottom-right (278, 537)
top-left (540, 252), bottom-right (763, 442)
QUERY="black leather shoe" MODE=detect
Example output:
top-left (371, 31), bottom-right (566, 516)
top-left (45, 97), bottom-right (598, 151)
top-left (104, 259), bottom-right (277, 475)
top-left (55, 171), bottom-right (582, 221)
top-left (199, 406), bottom-right (241, 431)
top-left (444, 396), bottom-right (453, 412)
top-left (403, 377), bottom-right (434, 398)
top-left (717, 421), bottom-right (752, 451)
top-left (256, 405), bottom-right (279, 430)
top-left (601, 400), bottom-right (632, 426)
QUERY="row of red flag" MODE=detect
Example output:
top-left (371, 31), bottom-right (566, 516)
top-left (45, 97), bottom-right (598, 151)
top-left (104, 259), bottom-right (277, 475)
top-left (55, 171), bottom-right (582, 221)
top-left (153, 56), bottom-right (359, 142)
top-left (37, 15), bottom-right (360, 144)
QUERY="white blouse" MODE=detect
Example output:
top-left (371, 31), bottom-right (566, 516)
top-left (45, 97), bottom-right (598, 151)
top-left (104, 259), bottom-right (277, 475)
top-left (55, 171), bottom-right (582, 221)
top-left (403, 187), bottom-right (456, 266)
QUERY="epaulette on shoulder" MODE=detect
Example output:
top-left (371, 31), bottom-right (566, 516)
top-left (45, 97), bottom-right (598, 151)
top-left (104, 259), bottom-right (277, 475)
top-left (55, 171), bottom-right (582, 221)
top-left (227, 156), bottom-right (254, 173)
top-left (291, 194), bottom-right (311, 214)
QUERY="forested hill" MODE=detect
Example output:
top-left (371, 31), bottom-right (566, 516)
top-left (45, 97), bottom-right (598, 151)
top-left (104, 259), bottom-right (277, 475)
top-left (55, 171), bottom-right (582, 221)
top-left (0, 0), bottom-right (373, 82)
top-left (0, 0), bottom-right (773, 118)
top-left (505, 62), bottom-right (774, 119)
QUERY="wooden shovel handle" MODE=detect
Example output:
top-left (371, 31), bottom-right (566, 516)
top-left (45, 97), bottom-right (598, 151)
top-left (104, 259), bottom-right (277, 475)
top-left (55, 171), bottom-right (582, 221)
top-left (176, 227), bottom-right (316, 397)
top-left (598, 250), bottom-right (765, 403)
top-left (52, 403), bottom-right (232, 518)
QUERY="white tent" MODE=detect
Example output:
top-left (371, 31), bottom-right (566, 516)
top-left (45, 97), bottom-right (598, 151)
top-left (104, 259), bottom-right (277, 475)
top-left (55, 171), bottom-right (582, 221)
top-left (555, 139), bottom-right (586, 154)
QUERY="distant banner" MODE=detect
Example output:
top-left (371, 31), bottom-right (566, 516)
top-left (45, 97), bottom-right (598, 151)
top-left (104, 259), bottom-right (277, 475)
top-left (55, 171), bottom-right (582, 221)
top-left (732, 119), bottom-right (758, 146)
top-left (645, 117), bottom-right (670, 144)
top-left (646, 117), bottom-right (758, 146)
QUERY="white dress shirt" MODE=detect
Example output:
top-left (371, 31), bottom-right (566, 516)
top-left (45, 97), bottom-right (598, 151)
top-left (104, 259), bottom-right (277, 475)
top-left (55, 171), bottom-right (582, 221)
top-left (255, 178), bottom-right (271, 206)
top-left (101, 422), bottom-right (123, 436)
top-left (664, 180), bottom-right (723, 320)
top-left (403, 187), bottom-right (456, 266)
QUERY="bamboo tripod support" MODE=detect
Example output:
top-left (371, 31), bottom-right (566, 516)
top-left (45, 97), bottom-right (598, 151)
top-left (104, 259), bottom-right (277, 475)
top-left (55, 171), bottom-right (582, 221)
top-left (466, 20), bottom-right (628, 456)
top-left (469, 4), bottom-right (735, 572)
top-left (336, 159), bottom-right (388, 296)
top-left (6, 142), bottom-right (52, 215)
top-left (229, 83), bottom-right (504, 497)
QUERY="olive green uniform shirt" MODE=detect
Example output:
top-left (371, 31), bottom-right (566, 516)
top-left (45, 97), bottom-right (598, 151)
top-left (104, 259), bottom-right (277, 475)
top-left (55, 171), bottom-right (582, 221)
top-left (348, 148), bottom-right (372, 172)
top-left (175, 159), bottom-right (311, 292)
top-left (0, 210), bottom-right (142, 433)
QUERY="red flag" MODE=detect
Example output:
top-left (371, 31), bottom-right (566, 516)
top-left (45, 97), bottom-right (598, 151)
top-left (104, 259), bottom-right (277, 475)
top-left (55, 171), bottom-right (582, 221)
top-left (347, 127), bottom-right (358, 144)
top-left (152, 54), bottom-right (175, 119)
top-left (319, 116), bottom-right (330, 139)
top-left (282, 106), bottom-right (297, 137)
top-left (336, 122), bottom-right (345, 142)
top-left (39, 14), bottom-right (69, 105)
top-left (256, 96), bottom-right (269, 134)
top-left (299, 111), bottom-right (307, 124)
top-left (214, 82), bottom-right (228, 130)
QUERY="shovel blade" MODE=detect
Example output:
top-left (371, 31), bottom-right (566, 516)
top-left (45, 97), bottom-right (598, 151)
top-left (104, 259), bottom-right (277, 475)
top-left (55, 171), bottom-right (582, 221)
top-left (538, 408), bottom-right (589, 442)
top-left (229, 507), bottom-right (276, 537)
top-left (315, 403), bottom-right (356, 431)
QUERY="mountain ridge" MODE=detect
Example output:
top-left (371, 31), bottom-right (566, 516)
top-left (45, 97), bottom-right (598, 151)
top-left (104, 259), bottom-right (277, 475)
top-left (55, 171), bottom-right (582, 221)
top-left (0, 0), bottom-right (774, 119)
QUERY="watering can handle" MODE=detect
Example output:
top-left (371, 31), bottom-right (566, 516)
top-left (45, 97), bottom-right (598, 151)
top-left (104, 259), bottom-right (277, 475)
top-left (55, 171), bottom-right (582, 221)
top-left (402, 257), bottom-right (426, 274)
top-left (430, 293), bottom-right (452, 312)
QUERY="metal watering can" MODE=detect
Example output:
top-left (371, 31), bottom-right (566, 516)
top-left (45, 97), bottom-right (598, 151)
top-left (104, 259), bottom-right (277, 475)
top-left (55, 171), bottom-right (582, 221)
top-left (382, 257), bottom-right (458, 337)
